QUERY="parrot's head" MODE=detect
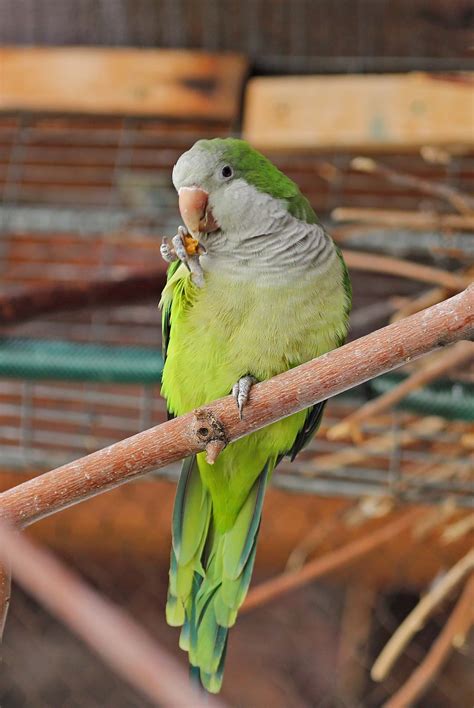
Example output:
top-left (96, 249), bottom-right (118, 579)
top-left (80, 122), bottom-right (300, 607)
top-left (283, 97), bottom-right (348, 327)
top-left (172, 138), bottom-right (301, 248)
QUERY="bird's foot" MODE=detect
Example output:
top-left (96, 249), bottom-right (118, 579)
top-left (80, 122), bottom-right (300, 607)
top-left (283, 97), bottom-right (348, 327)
top-left (160, 225), bottom-right (189, 264)
top-left (160, 237), bottom-right (177, 263)
top-left (160, 226), bottom-right (205, 288)
top-left (232, 375), bottom-right (257, 419)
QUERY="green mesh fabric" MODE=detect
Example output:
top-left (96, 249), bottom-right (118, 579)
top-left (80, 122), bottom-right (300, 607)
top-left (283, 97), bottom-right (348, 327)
top-left (1, 339), bottom-right (472, 421)
top-left (0, 338), bottom-right (164, 384)
top-left (370, 373), bottom-right (474, 422)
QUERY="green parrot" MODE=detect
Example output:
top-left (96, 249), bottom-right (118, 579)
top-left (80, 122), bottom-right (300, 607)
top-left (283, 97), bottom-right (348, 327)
top-left (160, 138), bottom-right (351, 692)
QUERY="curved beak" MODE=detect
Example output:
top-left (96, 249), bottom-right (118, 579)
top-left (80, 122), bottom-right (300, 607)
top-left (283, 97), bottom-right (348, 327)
top-left (178, 187), bottom-right (219, 236)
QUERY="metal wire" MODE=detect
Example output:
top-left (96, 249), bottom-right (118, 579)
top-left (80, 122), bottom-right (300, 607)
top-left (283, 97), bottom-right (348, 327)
top-left (0, 5), bottom-right (473, 705)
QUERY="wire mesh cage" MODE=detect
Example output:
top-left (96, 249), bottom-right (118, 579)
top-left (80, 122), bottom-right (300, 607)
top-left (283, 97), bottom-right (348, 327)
top-left (1, 112), bottom-right (473, 503)
top-left (1, 0), bottom-right (474, 73)
top-left (0, 3), bottom-right (473, 706)
top-left (1, 109), bottom-right (472, 705)
top-left (1, 109), bottom-right (471, 495)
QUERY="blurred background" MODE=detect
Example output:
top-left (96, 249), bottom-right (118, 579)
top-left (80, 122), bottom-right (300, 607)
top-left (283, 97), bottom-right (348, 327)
top-left (0, 1), bottom-right (473, 706)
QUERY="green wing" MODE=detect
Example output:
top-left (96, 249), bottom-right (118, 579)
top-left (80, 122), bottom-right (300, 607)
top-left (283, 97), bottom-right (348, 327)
top-left (287, 401), bottom-right (327, 461)
top-left (161, 259), bottom-right (183, 363)
top-left (160, 260), bottom-right (187, 419)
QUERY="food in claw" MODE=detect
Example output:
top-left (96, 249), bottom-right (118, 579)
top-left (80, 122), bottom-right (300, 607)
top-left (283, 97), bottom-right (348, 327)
top-left (160, 226), bottom-right (206, 287)
top-left (182, 233), bottom-right (201, 256)
top-left (159, 137), bottom-right (352, 693)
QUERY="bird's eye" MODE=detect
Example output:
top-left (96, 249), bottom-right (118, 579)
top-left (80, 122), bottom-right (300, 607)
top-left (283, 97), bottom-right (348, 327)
top-left (221, 165), bottom-right (233, 179)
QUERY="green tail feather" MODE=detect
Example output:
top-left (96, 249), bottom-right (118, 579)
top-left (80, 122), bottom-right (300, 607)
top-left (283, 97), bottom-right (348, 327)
top-left (166, 457), bottom-right (271, 692)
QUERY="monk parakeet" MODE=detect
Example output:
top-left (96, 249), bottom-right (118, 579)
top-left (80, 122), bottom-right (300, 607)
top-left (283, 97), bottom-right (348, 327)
top-left (160, 138), bottom-right (351, 692)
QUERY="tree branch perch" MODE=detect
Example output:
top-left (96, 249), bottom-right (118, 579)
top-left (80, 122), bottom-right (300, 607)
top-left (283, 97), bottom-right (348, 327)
top-left (332, 207), bottom-right (474, 232)
top-left (242, 510), bottom-right (422, 612)
top-left (328, 340), bottom-right (474, 441)
top-left (0, 286), bottom-right (472, 528)
top-left (383, 574), bottom-right (474, 708)
top-left (350, 157), bottom-right (474, 215)
top-left (371, 549), bottom-right (474, 682)
top-left (0, 268), bottom-right (167, 326)
top-left (0, 521), bottom-right (224, 708)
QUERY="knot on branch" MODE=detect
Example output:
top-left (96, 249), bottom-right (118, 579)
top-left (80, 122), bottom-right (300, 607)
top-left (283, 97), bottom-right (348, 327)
top-left (192, 408), bottom-right (228, 464)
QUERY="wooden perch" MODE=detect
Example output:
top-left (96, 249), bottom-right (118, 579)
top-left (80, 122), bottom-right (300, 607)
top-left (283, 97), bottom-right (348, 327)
top-left (392, 267), bottom-right (474, 323)
top-left (242, 510), bottom-right (422, 613)
top-left (384, 574), bottom-right (474, 708)
top-left (391, 286), bottom-right (448, 322)
top-left (441, 514), bottom-right (474, 545)
top-left (332, 207), bottom-right (474, 232)
top-left (350, 157), bottom-right (474, 215)
top-left (328, 340), bottom-right (474, 441)
top-left (0, 285), bottom-right (472, 528)
top-left (320, 417), bottom-right (445, 469)
top-left (342, 251), bottom-right (470, 291)
top-left (0, 267), bottom-right (167, 326)
top-left (371, 548), bottom-right (474, 682)
top-left (0, 521), bottom-right (223, 708)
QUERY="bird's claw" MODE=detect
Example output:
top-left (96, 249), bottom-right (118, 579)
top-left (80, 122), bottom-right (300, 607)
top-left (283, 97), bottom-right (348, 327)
top-left (160, 226), bottom-right (190, 266)
top-left (160, 238), bottom-right (176, 263)
top-left (232, 376), bottom-right (257, 419)
top-left (160, 225), bottom-right (206, 288)
top-left (172, 226), bottom-right (191, 269)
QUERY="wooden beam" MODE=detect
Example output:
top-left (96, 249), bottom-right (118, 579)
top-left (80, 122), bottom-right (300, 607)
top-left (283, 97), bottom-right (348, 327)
top-left (1, 472), bottom-right (471, 589)
top-left (0, 285), bottom-right (472, 528)
top-left (0, 47), bottom-right (248, 121)
top-left (243, 73), bottom-right (474, 151)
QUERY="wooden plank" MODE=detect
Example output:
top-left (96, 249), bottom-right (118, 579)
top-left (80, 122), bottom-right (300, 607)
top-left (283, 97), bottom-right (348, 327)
top-left (1, 471), bottom-right (472, 588)
top-left (243, 73), bottom-right (474, 151)
top-left (0, 47), bottom-right (248, 121)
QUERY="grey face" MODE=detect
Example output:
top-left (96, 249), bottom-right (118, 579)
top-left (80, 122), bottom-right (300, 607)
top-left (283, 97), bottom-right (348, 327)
top-left (172, 141), bottom-right (288, 244)
top-left (172, 141), bottom-right (231, 193)
top-left (171, 141), bottom-right (333, 280)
